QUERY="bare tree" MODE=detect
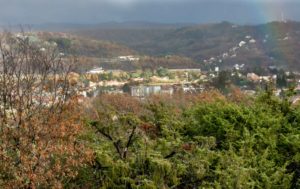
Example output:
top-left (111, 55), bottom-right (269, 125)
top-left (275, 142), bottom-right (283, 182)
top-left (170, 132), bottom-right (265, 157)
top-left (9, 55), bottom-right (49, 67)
top-left (0, 31), bottom-right (90, 188)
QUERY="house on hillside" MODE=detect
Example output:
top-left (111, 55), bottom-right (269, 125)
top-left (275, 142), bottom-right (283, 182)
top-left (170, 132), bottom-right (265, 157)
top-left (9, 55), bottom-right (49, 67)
top-left (118, 55), bottom-right (139, 61)
top-left (239, 41), bottom-right (246, 47)
top-left (247, 73), bottom-right (260, 83)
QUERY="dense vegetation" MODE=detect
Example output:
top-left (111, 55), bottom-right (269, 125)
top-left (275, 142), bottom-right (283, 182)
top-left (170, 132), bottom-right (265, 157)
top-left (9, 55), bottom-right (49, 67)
top-left (39, 32), bottom-right (135, 58)
top-left (62, 89), bottom-right (300, 189)
top-left (37, 32), bottom-right (202, 71)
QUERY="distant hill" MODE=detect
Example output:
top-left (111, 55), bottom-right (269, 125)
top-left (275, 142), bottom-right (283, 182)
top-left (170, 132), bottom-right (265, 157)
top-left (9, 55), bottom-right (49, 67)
top-left (38, 32), bottom-right (135, 58)
top-left (36, 32), bottom-right (201, 72)
top-left (68, 21), bottom-right (300, 70)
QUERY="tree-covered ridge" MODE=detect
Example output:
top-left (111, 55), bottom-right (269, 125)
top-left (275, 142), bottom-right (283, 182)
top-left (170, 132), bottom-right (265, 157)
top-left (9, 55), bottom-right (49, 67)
top-left (38, 32), bottom-right (136, 58)
top-left (74, 21), bottom-right (300, 70)
top-left (66, 90), bottom-right (300, 188)
top-left (35, 32), bottom-right (201, 71)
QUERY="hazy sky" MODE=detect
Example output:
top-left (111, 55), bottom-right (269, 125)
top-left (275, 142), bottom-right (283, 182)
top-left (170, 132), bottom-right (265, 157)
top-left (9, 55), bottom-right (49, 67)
top-left (0, 0), bottom-right (299, 25)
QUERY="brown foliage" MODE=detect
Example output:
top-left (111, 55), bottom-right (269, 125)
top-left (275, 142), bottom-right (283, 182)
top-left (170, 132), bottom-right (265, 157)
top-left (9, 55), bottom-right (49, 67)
top-left (147, 90), bottom-right (225, 113)
top-left (91, 94), bottom-right (143, 116)
top-left (139, 123), bottom-right (158, 138)
top-left (181, 143), bottom-right (194, 152)
top-left (0, 102), bottom-right (92, 189)
top-left (0, 32), bottom-right (91, 188)
top-left (228, 87), bottom-right (254, 105)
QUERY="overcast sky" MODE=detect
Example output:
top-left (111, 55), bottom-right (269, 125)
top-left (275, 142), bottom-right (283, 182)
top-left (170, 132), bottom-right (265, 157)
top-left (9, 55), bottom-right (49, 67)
top-left (0, 0), bottom-right (299, 25)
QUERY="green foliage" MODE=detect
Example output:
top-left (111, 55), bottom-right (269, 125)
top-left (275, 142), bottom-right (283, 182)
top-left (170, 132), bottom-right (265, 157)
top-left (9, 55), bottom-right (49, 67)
top-left (69, 91), bottom-right (300, 188)
top-left (141, 69), bottom-right (153, 80)
top-left (156, 67), bottom-right (169, 77)
top-left (130, 72), bottom-right (142, 78)
top-left (212, 70), bottom-right (232, 92)
top-left (98, 72), bottom-right (114, 81)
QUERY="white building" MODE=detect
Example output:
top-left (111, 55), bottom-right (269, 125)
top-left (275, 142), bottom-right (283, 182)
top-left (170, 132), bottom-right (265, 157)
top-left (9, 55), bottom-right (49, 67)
top-left (87, 67), bottom-right (104, 74)
top-left (215, 67), bottom-right (219, 72)
top-left (130, 85), bottom-right (161, 97)
top-left (249, 39), bottom-right (256, 43)
top-left (239, 41), bottom-right (246, 47)
top-left (118, 55), bottom-right (140, 61)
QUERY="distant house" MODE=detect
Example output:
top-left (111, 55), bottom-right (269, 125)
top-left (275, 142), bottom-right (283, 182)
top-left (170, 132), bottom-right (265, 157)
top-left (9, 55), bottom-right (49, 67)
top-left (233, 64), bottom-right (245, 71)
top-left (182, 84), bottom-right (199, 93)
top-left (239, 41), bottom-right (246, 47)
top-left (260, 76), bottom-right (273, 82)
top-left (234, 64), bottom-right (240, 70)
top-left (222, 53), bottom-right (229, 58)
top-left (214, 67), bottom-right (219, 72)
top-left (130, 85), bottom-right (161, 97)
top-left (131, 78), bottom-right (144, 82)
top-left (283, 36), bottom-right (289, 41)
top-left (247, 73), bottom-right (260, 82)
top-left (118, 55), bottom-right (139, 61)
top-left (249, 39), bottom-right (256, 43)
top-left (87, 67), bottom-right (104, 74)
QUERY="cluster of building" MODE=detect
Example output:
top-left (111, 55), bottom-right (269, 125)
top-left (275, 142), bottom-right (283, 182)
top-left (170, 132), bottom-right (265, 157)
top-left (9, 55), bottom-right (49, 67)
top-left (128, 84), bottom-right (204, 98)
top-left (71, 67), bottom-right (205, 99)
top-left (203, 35), bottom-right (258, 65)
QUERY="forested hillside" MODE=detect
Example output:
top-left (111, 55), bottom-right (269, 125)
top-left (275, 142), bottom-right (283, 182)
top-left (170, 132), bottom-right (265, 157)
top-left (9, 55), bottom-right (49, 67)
top-left (38, 32), bottom-right (136, 58)
top-left (34, 21), bottom-right (300, 71)
top-left (73, 21), bottom-right (300, 70)
top-left (35, 32), bottom-right (202, 71)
